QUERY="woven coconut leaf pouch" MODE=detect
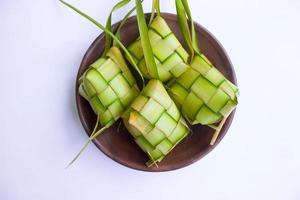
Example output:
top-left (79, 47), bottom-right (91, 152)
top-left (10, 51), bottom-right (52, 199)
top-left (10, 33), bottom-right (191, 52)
top-left (122, 0), bottom-right (190, 166)
top-left (123, 80), bottom-right (189, 166)
top-left (127, 0), bottom-right (189, 82)
top-left (60, 0), bottom-right (145, 166)
top-left (168, 0), bottom-right (239, 144)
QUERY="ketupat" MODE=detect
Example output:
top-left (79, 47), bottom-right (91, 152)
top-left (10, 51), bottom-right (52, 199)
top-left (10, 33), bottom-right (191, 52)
top-left (122, 80), bottom-right (189, 166)
top-left (168, 0), bottom-right (239, 144)
top-left (127, 0), bottom-right (190, 82)
top-left (122, 0), bottom-right (189, 167)
top-left (59, 0), bottom-right (143, 166)
top-left (167, 56), bottom-right (239, 125)
top-left (79, 47), bottom-right (140, 126)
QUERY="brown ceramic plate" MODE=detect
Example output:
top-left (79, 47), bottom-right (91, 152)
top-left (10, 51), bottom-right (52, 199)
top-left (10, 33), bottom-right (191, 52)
top-left (76, 13), bottom-right (237, 172)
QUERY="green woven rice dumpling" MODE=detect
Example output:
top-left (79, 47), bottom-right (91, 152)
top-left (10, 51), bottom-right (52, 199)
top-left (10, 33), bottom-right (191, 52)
top-left (79, 47), bottom-right (140, 126)
top-left (122, 79), bottom-right (189, 166)
top-left (60, 0), bottom-right (143, 166)
top-left (127, 0), bottom-right (189, 82)
top-left (168, 0), bottom-right (239, 143)
top-left (61, 0), bottom-right (142, 128)
top-left (168, 53), bottom-right (238, 125)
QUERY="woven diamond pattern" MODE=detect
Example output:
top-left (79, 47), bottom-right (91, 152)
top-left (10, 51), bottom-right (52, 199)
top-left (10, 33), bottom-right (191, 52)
top-left (122, 80), bottom-right (189, 165)
top-left (168, 54), bottom-right (239, 125)
top-left (127, 16), bottom-right (189, 82)
top-left (79, 47), bottom-right (140, 126)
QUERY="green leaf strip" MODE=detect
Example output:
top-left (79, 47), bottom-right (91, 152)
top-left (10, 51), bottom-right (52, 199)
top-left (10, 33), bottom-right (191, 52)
top-left (59, 0), bottom-right (144, 84)
top-left (114, 2), bottom-right (138, 45)
top-left (135, 0), bottom-right (159, 79)
top-left (175, 0), bottom-right (200, 60)
top-left (149, 0), bottom-right (161, 25)
top-left (103, 0), bottom-right (131, 57)
top-left (175, 0), bottom-right (193, 59)
top-left (66, 121), bottom-right (113, 168)
top-left (181, 0), bottom-right (201, 55)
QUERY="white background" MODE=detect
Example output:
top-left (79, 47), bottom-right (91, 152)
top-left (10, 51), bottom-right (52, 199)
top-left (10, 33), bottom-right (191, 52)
top-left (1, 0), bottom-right (300, 199)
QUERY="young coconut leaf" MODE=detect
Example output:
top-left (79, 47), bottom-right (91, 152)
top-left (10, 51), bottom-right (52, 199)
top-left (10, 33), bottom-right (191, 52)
top-left (122, 80), bottom-right (189, 167)
top-left (127, 0), bottom-right (190, 82)
top-left (59, 0), bottom-right (143, 166)
top-left (168, 0), bottom-right (239, 145)
top-left (122, 0), bottom-right (189, 167)
top-left (102, 0), bottom-right (131, 56)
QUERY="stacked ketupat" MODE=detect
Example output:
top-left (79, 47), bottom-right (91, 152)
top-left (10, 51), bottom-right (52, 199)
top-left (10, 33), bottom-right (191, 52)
top-left (127, 4), bottom-right (189, 82)
top-left (61, 0), bottom-right (239, 167)
top-left (122, 0), bottom-right (189, 166)
top-left (122, 80), bottom-right (189, 166)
